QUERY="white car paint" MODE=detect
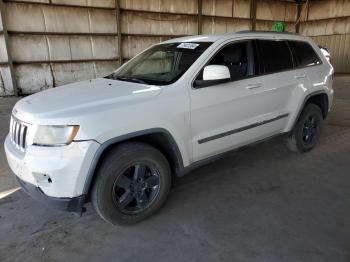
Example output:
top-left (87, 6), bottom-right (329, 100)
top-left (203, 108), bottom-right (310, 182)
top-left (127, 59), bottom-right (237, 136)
top-left (320, 47), bottom-right (331, 61)
top-left (4, 31), bottom-right (334, 201)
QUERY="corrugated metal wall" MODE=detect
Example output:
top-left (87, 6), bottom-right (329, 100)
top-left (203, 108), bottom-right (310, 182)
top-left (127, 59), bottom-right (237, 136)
top-left (256, 0), bottom-right (296, 32)
top-left (312, 34), bottom-right (350, 73)
top-left (0, 0), bottom-right (198, 96)
top-left (0, 0), bottom-right (348, 96)
top-left (1, 0), bottom-right (119, 96)
top-left (300, 0), bottom-right (350, 73)
top-left (0, 0), bottom-right (300, 96)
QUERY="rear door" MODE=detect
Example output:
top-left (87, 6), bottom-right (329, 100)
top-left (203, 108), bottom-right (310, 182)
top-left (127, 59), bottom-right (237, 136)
top-left (255, 39), bottom-right (309, 128)
top-left (288, 40), bottom-right (327, 89)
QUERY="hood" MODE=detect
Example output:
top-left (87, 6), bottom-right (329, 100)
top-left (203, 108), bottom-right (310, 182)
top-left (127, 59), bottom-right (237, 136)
top-left (13, 78), bottom-right (162, 124)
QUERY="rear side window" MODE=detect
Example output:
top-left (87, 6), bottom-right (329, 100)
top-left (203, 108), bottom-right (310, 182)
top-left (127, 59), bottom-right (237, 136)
top-left (256, 40), bottom-right (293, 74)
top-left (289, 41), bottom-right (322, 67)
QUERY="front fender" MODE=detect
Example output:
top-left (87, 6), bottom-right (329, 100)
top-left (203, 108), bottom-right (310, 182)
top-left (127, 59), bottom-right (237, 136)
top-left (81, 128), bottom-right (186, 195)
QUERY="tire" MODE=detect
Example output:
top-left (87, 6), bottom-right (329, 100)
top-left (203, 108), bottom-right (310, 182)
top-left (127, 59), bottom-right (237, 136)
top-left (286, 103), bottom-right (323, 153)
top-left (91, 142), bottom-right (171, 225)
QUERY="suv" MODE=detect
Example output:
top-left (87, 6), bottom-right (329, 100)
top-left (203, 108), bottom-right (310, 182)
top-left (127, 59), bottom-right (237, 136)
top-left (5, 31), bottom-right (333, 225)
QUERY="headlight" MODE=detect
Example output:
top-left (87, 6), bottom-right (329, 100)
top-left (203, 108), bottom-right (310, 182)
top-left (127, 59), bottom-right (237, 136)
top-left (33, 125), bottom-right (79, 146)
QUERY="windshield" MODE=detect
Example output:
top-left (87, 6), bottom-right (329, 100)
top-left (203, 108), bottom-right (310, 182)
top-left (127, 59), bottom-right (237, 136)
top-left (106, 42), bottom-right (212, 86)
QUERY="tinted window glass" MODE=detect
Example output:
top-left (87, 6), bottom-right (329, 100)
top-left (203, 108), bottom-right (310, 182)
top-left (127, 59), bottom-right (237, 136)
top-left (289, 41), bottom-right (322, 67)
top-left (197, 41), bottom-right (254, 82)
top-left (252, 41), bottom-right (262, 75)
top-left (257, 40), bottom-right (293, 74)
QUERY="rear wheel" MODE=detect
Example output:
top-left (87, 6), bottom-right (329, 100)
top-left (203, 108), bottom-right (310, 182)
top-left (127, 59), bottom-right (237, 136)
top-left (91, 142), bottom-right (171, 225)
top-left (286, 103), bottom-right (323, 153)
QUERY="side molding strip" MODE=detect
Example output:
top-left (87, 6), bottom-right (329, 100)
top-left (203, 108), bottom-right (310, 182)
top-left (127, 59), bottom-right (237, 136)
top-left (198, 113), bottom-right (290, 144)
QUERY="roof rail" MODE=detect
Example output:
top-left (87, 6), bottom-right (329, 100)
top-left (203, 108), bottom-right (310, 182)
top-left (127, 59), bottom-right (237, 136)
top-left (235, 30), bottom-right (300, 35)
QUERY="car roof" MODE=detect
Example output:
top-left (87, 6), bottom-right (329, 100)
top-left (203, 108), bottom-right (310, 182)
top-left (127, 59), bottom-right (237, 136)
top-left (162, 31), bottom-right (310, 44)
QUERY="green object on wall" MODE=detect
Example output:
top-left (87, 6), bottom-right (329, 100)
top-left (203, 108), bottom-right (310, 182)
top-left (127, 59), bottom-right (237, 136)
top-left (272, 21), bottom-right (286, 32)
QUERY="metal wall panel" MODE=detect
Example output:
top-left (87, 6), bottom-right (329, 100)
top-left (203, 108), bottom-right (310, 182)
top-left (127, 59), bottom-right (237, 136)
top-left (298, 0), bottom-right (350, 73)
top-left (122, 35), bottom-right (172, 59)
top-left (121, 11), bottom-right (197, 36)
top-left (202, 17), bottom-right (250, 34)
top-left (312, 34), bottom-right (350, 73)
top-left (121, 0), bottom-right (198, 14)
top-left (300, 17), bottom-right (350, 36)
top-left (5, 2), bottom-right (117, 33)
top-left (14, 63), bottom-right (53, 93)
top-left (51, 61), bottom-right (117, 87)
top-left (202, 0), bottom-right (250, 18)
top-left (299, 0), bottom-right (350, 36)
top-left (257, 0), bottom-right (297, 22)
top-left (9, 34), bottom-right (119, 63)
top-left (305, 0), bottom-right (350, 21)
top-left (2, 0), bottom-right (348, 96)
top-left (52, 0), bottom-right (115, 8)
top-left (5, 0), bottom-right (115, 8)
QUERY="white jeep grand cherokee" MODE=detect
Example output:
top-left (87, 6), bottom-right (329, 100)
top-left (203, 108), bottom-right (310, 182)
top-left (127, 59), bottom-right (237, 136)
top-left (5, 31), bottom-right (333, 225)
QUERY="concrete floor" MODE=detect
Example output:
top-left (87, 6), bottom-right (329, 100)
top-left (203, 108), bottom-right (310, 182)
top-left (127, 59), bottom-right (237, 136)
top-left (0, 75), bottom-right (350, 262)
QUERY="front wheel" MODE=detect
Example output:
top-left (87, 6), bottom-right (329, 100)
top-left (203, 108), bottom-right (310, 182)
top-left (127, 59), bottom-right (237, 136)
top-left (91, 142), bottom-right (171, 225)
top-left (286, 103), bottom-right (323, 153)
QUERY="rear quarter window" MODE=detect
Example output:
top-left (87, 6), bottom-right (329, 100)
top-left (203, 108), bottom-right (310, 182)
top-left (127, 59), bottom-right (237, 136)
top-left (289, 41), bottom-right (322, 67)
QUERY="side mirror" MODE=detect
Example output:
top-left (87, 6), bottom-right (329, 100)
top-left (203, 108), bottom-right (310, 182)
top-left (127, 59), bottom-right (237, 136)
top-left (195, 65), bottom-right (231, 88)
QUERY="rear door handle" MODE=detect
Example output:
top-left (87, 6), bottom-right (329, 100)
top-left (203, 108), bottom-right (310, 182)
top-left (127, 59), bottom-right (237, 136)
top-left (246, 83), bottom-right (263, 90)
top-left (294, 74), bottom-right (306, 79)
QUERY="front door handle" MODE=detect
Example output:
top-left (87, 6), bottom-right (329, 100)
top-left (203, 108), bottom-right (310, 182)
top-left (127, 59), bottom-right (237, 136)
top-left (246, 83), bottom-right (262, 90)
top-left (294, 74), bottom-right (306, 79)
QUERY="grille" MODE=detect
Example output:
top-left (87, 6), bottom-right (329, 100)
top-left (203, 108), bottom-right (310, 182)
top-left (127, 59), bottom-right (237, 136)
top-left (10, 116), bottom-right (28, 151)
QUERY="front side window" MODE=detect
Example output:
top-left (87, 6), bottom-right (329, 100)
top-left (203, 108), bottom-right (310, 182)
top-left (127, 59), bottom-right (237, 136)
top-left (196, 41), bottom-right (255, 82)
top-left (289, 40), bottom-right (322, 67)
top-left (256, 40), bottom-right (293, 74)
top-left (107, 42), bottom-right (212, 85)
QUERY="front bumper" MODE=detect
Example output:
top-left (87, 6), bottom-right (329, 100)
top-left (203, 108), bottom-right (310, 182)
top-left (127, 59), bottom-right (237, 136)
top-left (4, 134), bottom-right (100, 200)
top-left (16, 176), bottom-right (85, 213)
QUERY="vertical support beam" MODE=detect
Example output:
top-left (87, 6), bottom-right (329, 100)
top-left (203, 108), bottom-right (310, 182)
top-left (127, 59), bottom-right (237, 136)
top-left (115, 0), bottom-right (122, 66)
top-left (197, 0), bottom-right (202, 35)
top-left (0, 0), bottom-right (18, 96)
top-left (250, 0), bottom-right (257, 31)
top-left (295, 2), bottom-right (302, 33)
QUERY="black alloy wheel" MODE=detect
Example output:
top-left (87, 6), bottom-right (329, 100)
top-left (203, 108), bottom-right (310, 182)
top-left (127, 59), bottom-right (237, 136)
top-left (301, 113), bottom-right (321, 147)
top-left (91, 142), bottom-right (171, 225)
top-left (112, 162), bottom-right (161, 214)
top-left (286, 103), bottom-right (323, 153)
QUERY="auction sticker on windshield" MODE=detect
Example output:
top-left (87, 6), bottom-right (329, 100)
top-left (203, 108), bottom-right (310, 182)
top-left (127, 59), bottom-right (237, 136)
top-left (177, 43), bottom-right (200, 49)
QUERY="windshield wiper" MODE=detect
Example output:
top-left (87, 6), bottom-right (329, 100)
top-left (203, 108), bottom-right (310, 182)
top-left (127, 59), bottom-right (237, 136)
top-left (104, 72), bottom-right (117, 80)
top-left (116, 76), bottom-right (148, 84)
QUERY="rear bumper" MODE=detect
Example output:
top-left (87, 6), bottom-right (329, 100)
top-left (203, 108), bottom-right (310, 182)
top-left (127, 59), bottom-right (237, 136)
top-left (16, 176), bottom-right (85, 213)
